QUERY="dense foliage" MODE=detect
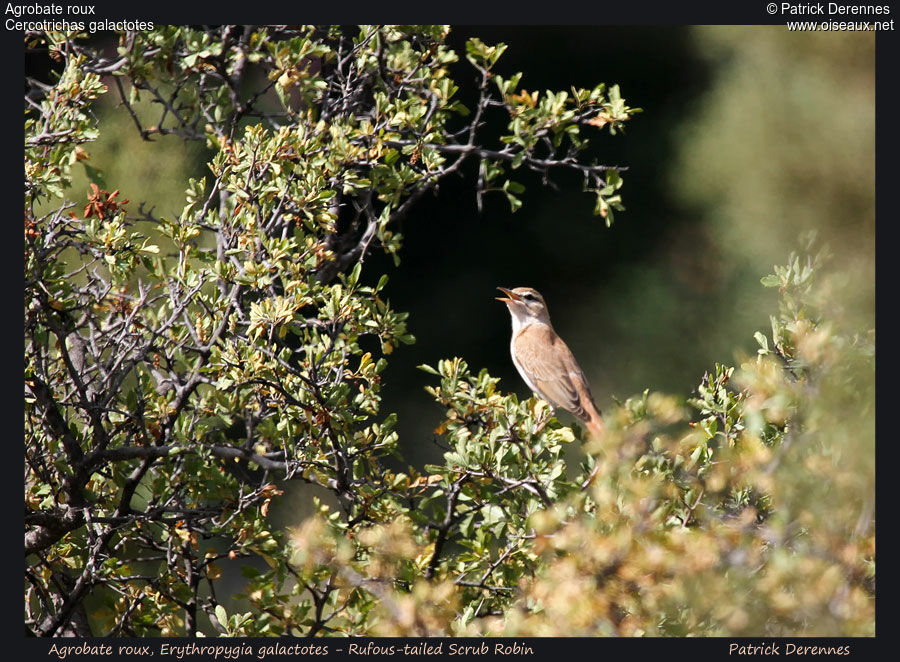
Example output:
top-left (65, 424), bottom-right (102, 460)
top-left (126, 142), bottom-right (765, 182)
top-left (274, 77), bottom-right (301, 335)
top-left (24, 25), bottom-right (872, 638)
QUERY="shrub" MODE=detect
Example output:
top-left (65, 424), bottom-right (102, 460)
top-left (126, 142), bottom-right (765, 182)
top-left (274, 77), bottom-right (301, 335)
top-left (24, 25), bottom-right (872, 638)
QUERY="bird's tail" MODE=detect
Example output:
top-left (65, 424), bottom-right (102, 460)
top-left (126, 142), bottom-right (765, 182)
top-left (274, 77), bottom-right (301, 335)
top-left (585, 411), bottom-right (605, 440)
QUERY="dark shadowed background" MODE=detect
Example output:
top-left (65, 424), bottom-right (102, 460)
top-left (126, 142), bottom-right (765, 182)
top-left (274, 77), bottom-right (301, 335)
top-left (365, 26), bottom-right (875, 467)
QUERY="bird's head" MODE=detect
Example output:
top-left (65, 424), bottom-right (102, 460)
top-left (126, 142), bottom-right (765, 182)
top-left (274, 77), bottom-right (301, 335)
top-left (496, 286), bottom-right (552, 326)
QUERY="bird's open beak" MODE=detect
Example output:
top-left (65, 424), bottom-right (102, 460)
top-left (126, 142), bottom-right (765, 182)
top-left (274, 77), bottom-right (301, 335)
top-left (496, 287), bottom-right (520, 303)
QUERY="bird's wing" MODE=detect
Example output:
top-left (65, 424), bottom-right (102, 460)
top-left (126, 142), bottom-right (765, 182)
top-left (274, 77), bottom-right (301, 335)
top-left (513, 325), bottom-right (588, 419)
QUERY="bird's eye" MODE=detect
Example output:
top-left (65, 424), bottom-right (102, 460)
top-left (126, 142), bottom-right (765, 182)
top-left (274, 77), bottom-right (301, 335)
top-left (522, 292), bottom-right (535, 301)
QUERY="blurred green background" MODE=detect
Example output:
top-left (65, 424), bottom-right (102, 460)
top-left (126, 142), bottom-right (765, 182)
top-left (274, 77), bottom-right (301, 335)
top-left (67, 25), bottom-right (874, 483)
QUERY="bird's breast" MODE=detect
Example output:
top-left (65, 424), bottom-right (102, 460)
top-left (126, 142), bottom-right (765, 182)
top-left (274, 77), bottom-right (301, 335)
top-left (510, 323), bottom-right (549, 397)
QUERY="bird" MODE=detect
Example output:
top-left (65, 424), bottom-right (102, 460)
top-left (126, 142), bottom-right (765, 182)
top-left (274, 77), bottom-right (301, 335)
top-left (496, 286), bottom-right (604, 439)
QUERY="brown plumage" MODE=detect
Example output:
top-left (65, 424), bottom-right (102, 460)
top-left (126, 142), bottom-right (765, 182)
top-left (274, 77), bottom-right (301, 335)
top-left (497, 287), bottom-right (604, 439)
